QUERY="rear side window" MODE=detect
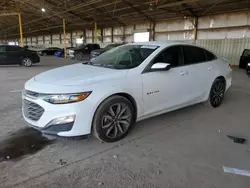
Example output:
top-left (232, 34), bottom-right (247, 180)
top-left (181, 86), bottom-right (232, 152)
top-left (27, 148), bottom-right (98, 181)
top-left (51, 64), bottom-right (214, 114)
top-left (242, 49), bottom-right (250, 57)
top-left (182, 46), bottom-right (206, 65)
top-left (6, 46), bottom-right (22, 52)
top-left (205, 50), bottom-right (216, 61)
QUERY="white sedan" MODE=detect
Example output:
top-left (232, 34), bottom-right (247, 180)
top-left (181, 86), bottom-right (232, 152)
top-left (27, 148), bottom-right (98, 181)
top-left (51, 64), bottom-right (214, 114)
top-left (22, 42), bottom-right (232, 142)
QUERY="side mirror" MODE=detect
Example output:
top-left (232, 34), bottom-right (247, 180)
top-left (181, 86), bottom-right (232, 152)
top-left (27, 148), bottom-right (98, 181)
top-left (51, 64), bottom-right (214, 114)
top-left (151, 62), bottom-right (171, 71)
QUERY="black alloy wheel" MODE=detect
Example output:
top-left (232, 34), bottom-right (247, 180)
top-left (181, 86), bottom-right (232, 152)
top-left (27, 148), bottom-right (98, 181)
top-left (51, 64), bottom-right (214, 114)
top-left (93, 96), bottom-right (135, 142)
top-left (209, 79), bottom-right (226, 108)
top-left (22, 58), bottom-right (33, 67)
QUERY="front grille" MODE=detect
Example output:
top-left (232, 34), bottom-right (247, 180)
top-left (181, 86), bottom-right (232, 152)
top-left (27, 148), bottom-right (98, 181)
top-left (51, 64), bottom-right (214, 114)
top-left (23, 99), bottom-right (44, 121)
top-left (25, 90), bottom-right (40, 98)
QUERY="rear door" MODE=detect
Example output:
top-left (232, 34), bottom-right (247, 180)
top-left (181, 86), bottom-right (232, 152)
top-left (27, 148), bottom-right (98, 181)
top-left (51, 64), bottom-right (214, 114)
top-left (0, 46), bottom-right (7, 65)
top-left (182, 45), bottom-right (211, 102)
top-left (240, 49), bottom-right (250, 68)
top-left (5, 46), bottom-right (24, 64)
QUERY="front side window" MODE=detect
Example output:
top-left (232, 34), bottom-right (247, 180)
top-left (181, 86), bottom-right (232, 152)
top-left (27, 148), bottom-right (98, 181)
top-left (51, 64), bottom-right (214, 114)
top-left (6, 46), bottom-right (22, 52)
top-left (153, 46), bottom-right (183, 68)
top-left (182, 46), bottom-right (206, 65)
top-left (242, 49), bottom-right (250, 57)
top-left (90, 45), bottom-right (158, 69)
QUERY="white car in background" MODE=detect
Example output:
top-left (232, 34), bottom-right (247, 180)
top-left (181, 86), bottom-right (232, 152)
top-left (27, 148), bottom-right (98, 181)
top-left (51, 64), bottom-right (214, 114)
top-left (22, 42), bottom-right (232, 142)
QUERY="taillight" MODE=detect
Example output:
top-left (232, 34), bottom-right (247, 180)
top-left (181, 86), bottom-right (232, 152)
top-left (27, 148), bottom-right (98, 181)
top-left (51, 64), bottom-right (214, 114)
top-left (229, 64), bottom-right (232, 69)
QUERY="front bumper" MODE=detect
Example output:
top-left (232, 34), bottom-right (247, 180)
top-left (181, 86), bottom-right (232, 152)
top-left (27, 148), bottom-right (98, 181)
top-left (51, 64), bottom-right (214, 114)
top-left (22, 89), bottom-right (96, 137)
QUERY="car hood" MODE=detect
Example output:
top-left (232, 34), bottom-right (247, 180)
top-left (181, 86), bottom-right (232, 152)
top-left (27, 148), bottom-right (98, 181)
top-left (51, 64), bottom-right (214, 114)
top-left (34, 63), bottom-right (128, 86)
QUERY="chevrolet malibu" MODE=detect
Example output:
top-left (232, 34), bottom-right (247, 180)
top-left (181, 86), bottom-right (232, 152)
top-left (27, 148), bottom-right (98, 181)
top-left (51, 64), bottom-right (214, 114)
top-left (22, 42), bottom-right (232, 142)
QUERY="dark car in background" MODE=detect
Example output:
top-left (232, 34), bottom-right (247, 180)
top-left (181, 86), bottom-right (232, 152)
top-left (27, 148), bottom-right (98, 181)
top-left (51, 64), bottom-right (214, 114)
top-left (90, 43), bottom-right (125, 59)
top-left (239, 49), bottom-right (250, 69)
top-left (38, 47), bottom-right (62, 56)
top-left (0, 45), bottom-right (40, 67)
top-left (70, 43), bottom-right (100, 61)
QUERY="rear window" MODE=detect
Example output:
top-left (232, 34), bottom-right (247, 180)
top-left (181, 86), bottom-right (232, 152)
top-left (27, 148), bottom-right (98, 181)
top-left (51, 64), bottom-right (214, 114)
top-left (242, 49), bottom-right (250, 57)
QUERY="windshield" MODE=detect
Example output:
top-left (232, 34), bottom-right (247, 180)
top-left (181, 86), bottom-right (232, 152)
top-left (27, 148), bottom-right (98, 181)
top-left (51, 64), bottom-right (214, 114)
top-left (90, 45), bottom-right (158, 69)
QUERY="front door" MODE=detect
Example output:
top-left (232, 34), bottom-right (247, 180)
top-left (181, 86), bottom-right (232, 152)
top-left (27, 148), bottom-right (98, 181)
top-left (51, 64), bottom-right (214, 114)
top-left (141, 45), bottom-right (194, 116)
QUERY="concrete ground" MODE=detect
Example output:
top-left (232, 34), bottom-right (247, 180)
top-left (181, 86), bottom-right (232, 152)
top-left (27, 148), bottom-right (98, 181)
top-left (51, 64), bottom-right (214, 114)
top-left (0, 57), bottom-right (250, 188)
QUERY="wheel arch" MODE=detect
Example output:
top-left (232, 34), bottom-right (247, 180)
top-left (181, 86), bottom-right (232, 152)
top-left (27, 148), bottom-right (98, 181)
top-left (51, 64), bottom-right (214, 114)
top-left (92, 92), bottom-right (138, 125)
top-left (113, 92), bottom-right (138, 121)
top-left (204, 76), bottom-right (227, 102)
top-left (215, 76), bottom-right (226, 84)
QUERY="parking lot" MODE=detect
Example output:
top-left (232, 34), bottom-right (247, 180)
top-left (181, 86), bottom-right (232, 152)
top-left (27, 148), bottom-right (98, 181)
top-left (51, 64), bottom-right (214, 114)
top-left (0, 57), bottom-right (250, 188)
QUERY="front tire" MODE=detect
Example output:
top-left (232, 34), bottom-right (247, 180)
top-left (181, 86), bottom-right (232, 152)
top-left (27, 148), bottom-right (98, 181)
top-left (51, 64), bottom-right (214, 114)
top-left (207, 78), bottom-right (226, 108)
top-left (22, 58), bottom-right (33, 67)
top-left (75, 53), bottom-right (83, 61)
top-left (93, 96), bottom-right (135, 142)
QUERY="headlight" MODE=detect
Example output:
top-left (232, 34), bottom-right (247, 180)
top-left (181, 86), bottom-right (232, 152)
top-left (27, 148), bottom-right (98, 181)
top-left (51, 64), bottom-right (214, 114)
top-left (248, 63), bottom-right (250, 66)
top-left (43, 92), bottom-right (91, 104)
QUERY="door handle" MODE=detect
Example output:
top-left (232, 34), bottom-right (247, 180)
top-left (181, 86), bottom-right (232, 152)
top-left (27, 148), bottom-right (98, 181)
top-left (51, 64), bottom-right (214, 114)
top-left (208, 66), bottom-right (212, 70)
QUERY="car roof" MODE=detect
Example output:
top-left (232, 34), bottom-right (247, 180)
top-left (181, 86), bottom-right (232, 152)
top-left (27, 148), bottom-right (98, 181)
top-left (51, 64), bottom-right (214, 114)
top-left (127, 41), bottom-right (192, 47)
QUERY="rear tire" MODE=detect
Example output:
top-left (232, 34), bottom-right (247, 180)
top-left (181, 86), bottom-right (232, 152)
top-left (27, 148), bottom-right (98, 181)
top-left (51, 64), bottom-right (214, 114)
top-left (205, 78), bottom-right (226, 108)
top-left (22, 58), bottom-right (33, 67)
top-left (93, 96), bottom-right (135, 143)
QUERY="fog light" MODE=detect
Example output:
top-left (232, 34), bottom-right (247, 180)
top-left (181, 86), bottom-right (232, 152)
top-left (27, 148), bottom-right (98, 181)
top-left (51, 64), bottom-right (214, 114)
top-left (47, 115), bottom-right (75, 126)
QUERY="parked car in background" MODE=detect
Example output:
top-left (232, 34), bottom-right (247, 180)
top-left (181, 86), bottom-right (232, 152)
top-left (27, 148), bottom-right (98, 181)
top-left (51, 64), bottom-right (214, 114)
top-left (69, 43), bottom-right (100, 61)
top-left (30, 45), bottom-right (46, 52)
top-left (54, 47), bottom-right (74, 57)
top-left (0, 45), bottom-right (40, 67)
top-left (22, 42), bottom-right (232, 142)
top-left (38, 47), bottom-right (62, 56)
top-left (239, 49), bottom-right (250, 69)
top-left (90, 43), bottom-right (125, 59)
